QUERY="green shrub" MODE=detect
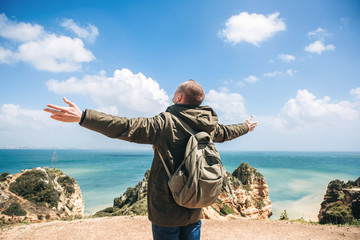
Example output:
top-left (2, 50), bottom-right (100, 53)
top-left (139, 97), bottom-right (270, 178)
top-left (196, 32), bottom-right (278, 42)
top-left (127, 198), bottom-right (148, 215)
top-left (9, 170), bottom-right (60, 207)
top-left (219, 204), bottom-right (234, 215)
top-left (0, 172), bottom-right (10, 182)
top-left (328, 179), bottom-right (344, 191)
top-left (279, 209), bottom-right (289, 220)
top-left (245, 199), bottom-right (251, 207)
top-left (58, 176), bottom-right (75, 195)
top-left (229, 175), bottom-right (241, 188)
top-left (320, 201), bottom-right (354, 225)
top-left (66, 204), bottom-right (73, 211)
top-left (1, 202), bottom-right (27, 216)
top-left (351, 198), bottom-right (360, 219)
top-left (244, 185), bottom-right (252, 192)
top-left (354, 177), bottom-right (360, 187)
top-left (349, 219), bottom-right (360, 226)
top-left (256, 200), bottom-right (265, 210)
top-left (103, 207), bottom-right (114, 213)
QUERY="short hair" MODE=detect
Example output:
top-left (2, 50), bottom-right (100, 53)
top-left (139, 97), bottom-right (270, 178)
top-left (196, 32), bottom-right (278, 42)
top-left (178, 80), bottom-right (205, 106)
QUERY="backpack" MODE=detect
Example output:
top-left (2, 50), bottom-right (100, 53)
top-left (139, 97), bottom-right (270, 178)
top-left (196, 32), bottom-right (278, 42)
top-left (155, 118), bottom-right (224, 209)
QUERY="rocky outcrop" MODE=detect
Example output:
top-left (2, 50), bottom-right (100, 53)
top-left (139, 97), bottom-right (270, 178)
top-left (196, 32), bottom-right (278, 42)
top-left (202, 162), bottom-right (272, 220)
top-left (95, 170), bottom-right (149, 217)
top-left (96, 162), bottom-right (272, 220)
top-left (0, 167), bottom-right (84, 224)
top-left (318, 177), bottom-right (360, 224)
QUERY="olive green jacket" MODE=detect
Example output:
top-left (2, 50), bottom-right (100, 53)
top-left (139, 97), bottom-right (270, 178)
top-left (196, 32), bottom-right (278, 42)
top-left (80, 104), bottom-right (249, 227)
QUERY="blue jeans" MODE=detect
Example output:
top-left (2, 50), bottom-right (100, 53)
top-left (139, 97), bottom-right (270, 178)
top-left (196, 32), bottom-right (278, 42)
top-left (152, 220), bottom-right (201, 240)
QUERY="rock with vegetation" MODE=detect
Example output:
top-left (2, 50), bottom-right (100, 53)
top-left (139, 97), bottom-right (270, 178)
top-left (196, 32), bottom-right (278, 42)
top-left (202, 162), bottom-right (272, 220)
top-left (95, 163), bottom-right (272, 220)
top-left (318, 177), bottom-right (360, 224)
top-left (95, 170), bottom-right (149, 217)
top-left (0, 167), bottom-right (84, 224)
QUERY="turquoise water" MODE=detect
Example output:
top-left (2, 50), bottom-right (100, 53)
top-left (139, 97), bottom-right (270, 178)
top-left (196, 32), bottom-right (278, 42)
top-left (1, 150), bottom-right (359, 220)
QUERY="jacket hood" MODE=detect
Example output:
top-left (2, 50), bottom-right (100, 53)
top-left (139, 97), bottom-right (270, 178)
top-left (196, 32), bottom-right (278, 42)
top-left (166, 104), bottom-right (218, 133)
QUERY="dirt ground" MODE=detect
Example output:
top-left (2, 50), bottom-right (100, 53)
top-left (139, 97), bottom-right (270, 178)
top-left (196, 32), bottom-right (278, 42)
top-left (1, 216), bottom-right (359, 240)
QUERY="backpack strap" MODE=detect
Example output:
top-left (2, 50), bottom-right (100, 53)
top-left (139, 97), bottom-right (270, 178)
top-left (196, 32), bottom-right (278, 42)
top-left (176, 117), bottom-right (196, 135)
top-left (153, 146), bottom-right (172, 178)
top-left (177, 116), bottom-right (211, 143)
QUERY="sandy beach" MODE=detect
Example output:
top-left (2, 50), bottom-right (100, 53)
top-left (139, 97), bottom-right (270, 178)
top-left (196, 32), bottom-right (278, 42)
top-left (1, 216), bottom-right (359, 240)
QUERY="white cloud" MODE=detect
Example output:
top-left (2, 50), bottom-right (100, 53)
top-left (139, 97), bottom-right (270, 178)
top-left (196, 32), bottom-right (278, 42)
top-left (0, 103), bottom-right (98, 148)
top-left (244, 75), bottom-right (258, 83)
top-left (0, 13), bottom-right (95, 72)
top-left (17, 34), bottom-right (95, 72)
top-left (46, 68), bottom-right (170, 116)
top-left (350, 87), bottom-right (360, 100)
top-left (305, 27), bottom-right (335, 55)
top-left (263, 71), bottom-right (284, 77)
top-left (0, 13), bottom-right (45, 42)
top-left (307, 27), bottom-right (329, 40)
top-left (283, 89), bottom-right (358, 120)
top-left (286, 69), bottom-right (296, 77)
top-left (0, 45), bottom-right (15, 63)
top-left (271, 89), bottom-right (359, 131)
top-left (305, 40), bottom-right (335, 54)
top-left (278, 54), bottom-right (295, 62)
top-left (205, 89), bottom-right (247, 123)
top-left (263, 69), bottom-right (296, 77)
top-left (0, 103), bottom-right (51, 129)
top-left (61, 18), bottom-right (99, 43)
top-left (220, 12), bottom-right (286, 46)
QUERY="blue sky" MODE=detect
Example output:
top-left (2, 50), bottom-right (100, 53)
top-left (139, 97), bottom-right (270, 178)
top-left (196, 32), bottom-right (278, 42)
top-left (0, 0), bottom-right (359, 151)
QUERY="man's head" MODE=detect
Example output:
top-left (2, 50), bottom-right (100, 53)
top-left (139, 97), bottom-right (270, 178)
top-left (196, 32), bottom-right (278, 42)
top-left (172, 80), bottom-right (205, 106)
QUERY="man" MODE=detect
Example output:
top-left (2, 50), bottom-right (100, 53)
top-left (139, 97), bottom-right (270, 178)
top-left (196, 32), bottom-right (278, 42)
top-left (44, 80), bottom-right (258, 240)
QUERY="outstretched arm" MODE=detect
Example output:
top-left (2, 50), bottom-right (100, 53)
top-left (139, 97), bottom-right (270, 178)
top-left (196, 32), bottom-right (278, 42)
top-left (43, 97), bottom-right (82, 123)
top-left (213, 116), bottom-right (259, 143)
top-left (44, 97), bottom-right (164, 144)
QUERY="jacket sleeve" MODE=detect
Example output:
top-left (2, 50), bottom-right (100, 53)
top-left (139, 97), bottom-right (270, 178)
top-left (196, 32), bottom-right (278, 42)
top-left (80, 109), bottom-right (165, 144)
top-left (212, 123), bottom-right (249, 143)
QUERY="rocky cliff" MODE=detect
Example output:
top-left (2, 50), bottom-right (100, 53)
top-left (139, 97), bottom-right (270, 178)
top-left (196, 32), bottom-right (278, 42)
top-left (318, 177), bottom-right (360, 224)
top-left (95, 162), bottom-right (272, 220)
top-left (0, 167), bottom-right (84, 224)
top-left (202, 162), bottom-right (272, 220)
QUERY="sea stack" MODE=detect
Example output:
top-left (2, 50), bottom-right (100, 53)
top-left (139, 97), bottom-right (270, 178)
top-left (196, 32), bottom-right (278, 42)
top-left (202, 162), bottom-right (272, 220)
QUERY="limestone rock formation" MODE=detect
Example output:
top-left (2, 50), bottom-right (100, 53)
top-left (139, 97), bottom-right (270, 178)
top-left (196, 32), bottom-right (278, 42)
top-left (318, 177), bottom-right (360, 224)
top-left (202, 162), bottom-right (272, 220)
top-left (96, 162), bottom-right (272, 220)
top-left (0, 167), bottom-right (84, 224)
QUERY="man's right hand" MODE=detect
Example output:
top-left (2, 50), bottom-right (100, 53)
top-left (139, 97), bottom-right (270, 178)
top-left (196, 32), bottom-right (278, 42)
top-left (44, 97), bottom-right (82, 123)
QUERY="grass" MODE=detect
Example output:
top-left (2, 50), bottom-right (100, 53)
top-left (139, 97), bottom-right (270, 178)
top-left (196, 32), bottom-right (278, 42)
top-left (285, 218), bottom-right (360, 227)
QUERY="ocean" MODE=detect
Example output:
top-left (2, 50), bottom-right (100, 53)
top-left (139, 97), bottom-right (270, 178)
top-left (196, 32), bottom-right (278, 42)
top-left (1, 149), bottom-right (359, 221)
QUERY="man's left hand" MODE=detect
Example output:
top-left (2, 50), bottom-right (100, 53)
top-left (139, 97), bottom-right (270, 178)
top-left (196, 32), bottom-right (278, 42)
top-left (246, 116), bottom-right (259, 132)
